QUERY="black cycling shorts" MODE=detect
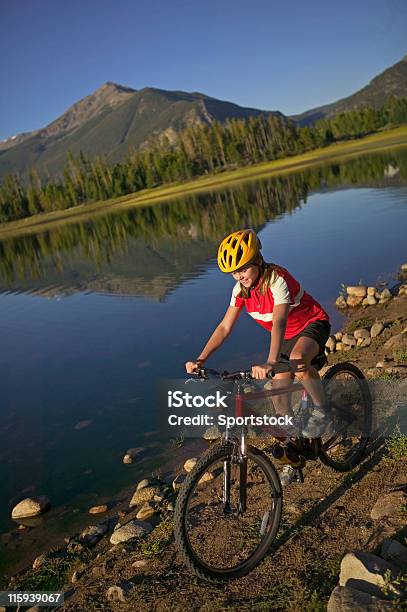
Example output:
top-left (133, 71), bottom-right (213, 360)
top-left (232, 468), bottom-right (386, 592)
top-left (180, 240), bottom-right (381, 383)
top-left (280, 319), bottom-right (331, 363)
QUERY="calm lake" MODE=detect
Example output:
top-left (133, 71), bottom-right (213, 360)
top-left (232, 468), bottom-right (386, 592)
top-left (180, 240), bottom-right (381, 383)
top-left (1, 147), bottom-right (407, 574)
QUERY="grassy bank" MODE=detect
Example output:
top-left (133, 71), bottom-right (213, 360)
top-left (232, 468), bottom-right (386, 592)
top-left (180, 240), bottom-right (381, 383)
top-left (1, 125), bottom-right (407, 240)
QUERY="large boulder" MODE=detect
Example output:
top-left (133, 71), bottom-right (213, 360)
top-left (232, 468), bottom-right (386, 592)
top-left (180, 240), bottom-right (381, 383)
top-left (11, 497), bottom-right (50, 520)
top-left (342, 333), bottom-right (357, 347)
top-left (381, 539), bottom-right (407, 568)
top-left (129, 486), bottom-right (160, 507)
top-left (339, 551), bottom-right (398, 599)
top-left (347, 286), bottom-right (367, 297)
top-left (353, 328), bottom-right (370, 340)
top-left (370, 322), bottom-right (384, 338)
top-left (347, 295), bottom-right (364, 307)
top-left (327, 585), bottom-right (394, 611)
top-left (122, 447), bottom-right (147, 464)
top-left (109, 520), bottom-right (152, 545)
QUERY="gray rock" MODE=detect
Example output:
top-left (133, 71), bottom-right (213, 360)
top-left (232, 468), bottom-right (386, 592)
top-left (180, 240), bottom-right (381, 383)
top-left (381, 539), bottom-right (407, 567)
top-left (379, 288), bottom-right (392, 301)
top-left (136, 502), bottom-right (156, 520)
top-left (326, 336), bottom-right (336, 352)
top-left (122, 447), bottom-right (147, 464)
top-left (80, 523), bottom-right (108, 546)
top-left (339, 551), bottom-right (398, 599)
top-left (342, 333), bottom-right (357, 347)
top-left (11, 496), bottom-right (50, 519)
top-left (354, 328), bottom-right (371, 340)
top-left (129, 486), bottom-right (160, 507)
top-left (370, 322), bottom-right (385, 337)
top-left (371, 490), bottom-right (407, 520)
top-left (347, 286), bottom-right (367, 297)
top-left (336, 295), bottom-right (348, 309)
top-left (109, 520), bottom-right (152, 545)
top-left (347, 295), bottom-right (364, 307)
top-left (327, 585), bottom-right (395, 611)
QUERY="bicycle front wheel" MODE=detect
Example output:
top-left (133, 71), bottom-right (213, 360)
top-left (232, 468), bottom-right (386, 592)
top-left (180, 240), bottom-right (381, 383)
top-left (174, 441), bottom-right (282, 582)
top-left (319, 362), bottom-right (372, 471)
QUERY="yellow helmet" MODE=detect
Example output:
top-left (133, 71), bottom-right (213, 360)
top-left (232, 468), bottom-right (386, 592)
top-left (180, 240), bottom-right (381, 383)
top-left (217, 229), bottom-right (261, 273)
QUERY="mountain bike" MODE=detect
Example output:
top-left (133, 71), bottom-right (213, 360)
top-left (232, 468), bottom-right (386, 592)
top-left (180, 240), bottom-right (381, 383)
top-left (174, 358), bottom-right (372, 582)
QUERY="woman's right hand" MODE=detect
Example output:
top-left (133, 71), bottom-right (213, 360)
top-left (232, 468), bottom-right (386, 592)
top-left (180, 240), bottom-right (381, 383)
top-left (185, 360), bottom-right (204, 374)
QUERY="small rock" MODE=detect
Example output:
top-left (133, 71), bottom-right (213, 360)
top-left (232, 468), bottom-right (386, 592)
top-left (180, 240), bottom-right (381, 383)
top-left (136, 478), bottom-right (150, 491)
top-left (129, 486), bottom-right (160, 507)
top-left (32, 553), bottom-right (47, 569)
top-left (367, 286), bottom-right (376, 296)
top-left (136, 502), bottom-right (156, 520)
top-left (173, 473), bottom-right (187, 491)
top-left (339, 551), bottom-right (398, 599)
top-left (79, 523), bottom-right (108, 546)
top-left (367, 295), bottom-right (377, 305)
top-left (122, 447), bottom-right (147, 464)
top-left (109, 520), bottom-right (152, 545)
top-left (203, 425), bottom-right (222, 440)
top-left (366, 368), bottom-right (381, 377)
top-left (371, 490), bottom-right (407, 520)
top-left (379, 288), bottom-right (392, 301)
top-left (346, 295), bottom-right (364, 307)
top-left (334, 332), bottom-right (343, 341)
top-left (375, 361), bottom-right (386, 368)
top-left (335, 342), bottom-right (343, 351)
top-left (381, 538), bottom-right (407, 567)
top-left (89, 505), bottom-right (108, 515)
top-left (166, 502), bottom-right (175, 512)
top-left (342, 333), bottom-right (357, 347)
top-left (354, 328), bottom-right (370, 340)
top-left (74, 419), bottom-right (92, 430)
top-left (347, 286), bottom-right (367, 297)
top-left (327, 585), bottom-right (394, 611)
top-left (106, 585), bottom-right (131, 603)
top-left (360, 337), bottom-right (371, 348)
top-left (400, 263), bottom-right (407, 274)
top-left (335, 295), bottom-right (348, 309)
top-left (198, 472), bottom-right (214, 484)
top-left (370, 322), bottom-right (384, 338)
top-left (356, 338), bottom-right (364, 347)
top-left (71, 569), bottom-right (82, 584)
top-left (184, 458), bottom-right (198, 472)
top-left (12, 497), bottom-right (50, 519)
top-left (325, 336), bottom-right (336, 352)
top-left (132, 559), bottom-right (148, 569)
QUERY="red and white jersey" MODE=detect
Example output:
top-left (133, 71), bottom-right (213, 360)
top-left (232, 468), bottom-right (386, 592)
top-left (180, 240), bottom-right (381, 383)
top-left (230, 266), bottom-right (329, 339)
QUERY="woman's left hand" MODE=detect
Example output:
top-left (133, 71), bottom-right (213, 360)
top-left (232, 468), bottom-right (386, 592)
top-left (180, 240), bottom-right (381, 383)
top-left (251, 362), bottom-right (276, 379)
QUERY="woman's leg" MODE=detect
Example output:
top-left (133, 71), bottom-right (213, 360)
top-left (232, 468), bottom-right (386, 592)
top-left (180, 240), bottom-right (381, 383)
top-left (289, 336), bottom-right (326, 407)
top-left (271, 371), bottom-right (294, 417)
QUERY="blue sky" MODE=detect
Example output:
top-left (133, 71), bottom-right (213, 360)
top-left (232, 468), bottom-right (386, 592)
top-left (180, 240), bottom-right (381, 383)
top-left (1, 0), bottom-right (406, 141)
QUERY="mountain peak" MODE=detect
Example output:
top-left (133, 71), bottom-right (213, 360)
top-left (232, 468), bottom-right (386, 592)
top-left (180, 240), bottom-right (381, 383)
top-left (99, 81), bottom-right (136, 94)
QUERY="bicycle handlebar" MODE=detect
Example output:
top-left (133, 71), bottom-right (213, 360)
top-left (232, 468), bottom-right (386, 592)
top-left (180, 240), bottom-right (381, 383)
top-left (193, 357), bottom-right (291, 381)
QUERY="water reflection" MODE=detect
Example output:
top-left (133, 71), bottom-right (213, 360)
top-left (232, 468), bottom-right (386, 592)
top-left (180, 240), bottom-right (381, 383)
top-left (1, 148), bottom-right (406, 297)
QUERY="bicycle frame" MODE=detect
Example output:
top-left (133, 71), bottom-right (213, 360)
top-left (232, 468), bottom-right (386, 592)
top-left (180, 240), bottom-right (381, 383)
top-left (222, 377), bottom-right (312, 515)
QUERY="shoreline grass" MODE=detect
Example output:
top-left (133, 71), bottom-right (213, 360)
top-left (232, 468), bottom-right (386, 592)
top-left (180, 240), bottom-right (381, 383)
top-left (1, 125), bottom-right (407, 240)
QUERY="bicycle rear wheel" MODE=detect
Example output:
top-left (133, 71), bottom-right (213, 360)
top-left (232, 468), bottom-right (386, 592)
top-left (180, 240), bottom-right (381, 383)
top-left (319, 362), bottom-right (372, 471)
top-left (174, 441), bottom-right (282, 582)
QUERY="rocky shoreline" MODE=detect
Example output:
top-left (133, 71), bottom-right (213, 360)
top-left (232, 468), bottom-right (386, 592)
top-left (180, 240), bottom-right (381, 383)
top-left (2, 263), bottom-right (407, 611)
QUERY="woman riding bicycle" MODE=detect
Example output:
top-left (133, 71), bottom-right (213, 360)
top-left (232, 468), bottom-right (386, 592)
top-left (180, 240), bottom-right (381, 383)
top-left (185, 228), bottom-right (332, 447)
